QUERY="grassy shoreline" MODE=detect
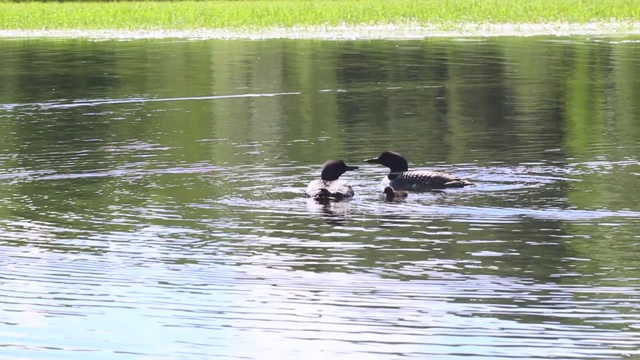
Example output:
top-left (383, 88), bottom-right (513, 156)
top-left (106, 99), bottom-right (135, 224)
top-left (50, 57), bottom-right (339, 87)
top-left (1, 0), bottom-right (639, 29)
top-left (1, 23), bottom-right (639, 40)
top-left (0, 0), bottom-right (638, 39)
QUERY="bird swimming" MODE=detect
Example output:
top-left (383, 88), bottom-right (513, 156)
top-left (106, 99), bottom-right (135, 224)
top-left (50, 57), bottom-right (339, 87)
top-left (305, 160), bottom-right (359, 201)
top-left (364, 151), bottom-right (473, 192)
top-left (383, 186), bottom-right (408, 201)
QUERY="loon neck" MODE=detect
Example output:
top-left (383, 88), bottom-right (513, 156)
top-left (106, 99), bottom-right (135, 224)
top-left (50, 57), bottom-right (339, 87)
top-left (390, 167), bottom-right (407, 173)
top-left (388, 164), bottom-right (408, 175)
top-left (387, 158), bottom-right (409, 173)
top-left (387, 171), bottom-right (404, 180)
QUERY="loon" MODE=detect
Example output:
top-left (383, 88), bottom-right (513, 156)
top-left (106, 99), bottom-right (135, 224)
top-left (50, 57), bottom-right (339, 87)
top-left (383, 186), bottom-right (408, 201)
top-left (305, 160), bottom-right (359, 201)
top-left (364, 151), bottom-right (474, 192)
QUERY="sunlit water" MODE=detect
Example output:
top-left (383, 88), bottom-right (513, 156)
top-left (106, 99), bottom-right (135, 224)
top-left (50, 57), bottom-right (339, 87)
top-left (1, 36), bottom-right (639, 359)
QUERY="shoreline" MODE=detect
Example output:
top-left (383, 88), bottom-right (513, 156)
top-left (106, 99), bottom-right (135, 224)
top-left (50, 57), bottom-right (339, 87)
top-left (1, 22), bottom-right (640, 40)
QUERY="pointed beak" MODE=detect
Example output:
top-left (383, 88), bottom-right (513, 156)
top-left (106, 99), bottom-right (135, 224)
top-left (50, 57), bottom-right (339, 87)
top-left (345, 165), bottom-right (359, 171)
top-left (364, 157), bottom-right (380, 164)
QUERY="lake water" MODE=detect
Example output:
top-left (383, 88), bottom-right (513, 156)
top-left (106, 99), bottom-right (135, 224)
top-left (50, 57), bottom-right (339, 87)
top-left (0, 36), bottom-right (639, 359)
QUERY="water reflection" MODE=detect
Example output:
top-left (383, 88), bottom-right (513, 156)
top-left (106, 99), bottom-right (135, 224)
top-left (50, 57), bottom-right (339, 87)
top-left (0, 36), bottom-right (639, 359)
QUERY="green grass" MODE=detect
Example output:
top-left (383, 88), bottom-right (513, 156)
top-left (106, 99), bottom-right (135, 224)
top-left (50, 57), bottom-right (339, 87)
top-left (0, 0), bottom-right (638, 30)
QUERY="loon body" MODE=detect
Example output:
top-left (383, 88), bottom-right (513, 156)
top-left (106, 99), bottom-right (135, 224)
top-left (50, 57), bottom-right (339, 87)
top-left (365, 151), bottom-right (473, 192)
top-left (305, 160), bottom-right (359, 201)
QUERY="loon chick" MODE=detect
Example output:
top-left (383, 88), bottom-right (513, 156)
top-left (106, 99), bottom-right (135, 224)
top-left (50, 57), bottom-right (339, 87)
top-left (383, 186), bottom-right (408, 201)
top-left (305, 160), bottom-right (359, 201)
top-left (365, 151), bottom-right (473, 191)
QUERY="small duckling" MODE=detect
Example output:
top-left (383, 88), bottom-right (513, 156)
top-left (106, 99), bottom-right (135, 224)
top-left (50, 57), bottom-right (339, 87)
top-left (383, 186), bottom-right (408, 201)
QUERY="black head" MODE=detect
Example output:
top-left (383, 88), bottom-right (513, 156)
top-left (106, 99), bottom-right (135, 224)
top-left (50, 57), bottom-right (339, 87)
top-left (364, 151), bottom-right (409, 172)
top-left (320, 160), bottom-right (359, 181)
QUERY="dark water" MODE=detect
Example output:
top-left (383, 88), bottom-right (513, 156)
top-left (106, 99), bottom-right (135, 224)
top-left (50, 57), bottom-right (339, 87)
top-left (1, 36), bottom-right (639, 359)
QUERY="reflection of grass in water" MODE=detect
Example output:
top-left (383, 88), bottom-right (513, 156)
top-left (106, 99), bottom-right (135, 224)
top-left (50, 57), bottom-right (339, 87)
top-left (0, 0), bottom-right (638, 30)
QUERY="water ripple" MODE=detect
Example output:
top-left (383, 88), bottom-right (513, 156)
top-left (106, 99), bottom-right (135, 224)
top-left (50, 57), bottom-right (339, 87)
top-left (1, 36), bottom-right (640, 360)
top-left (0, 91), bottom-right (301, 111)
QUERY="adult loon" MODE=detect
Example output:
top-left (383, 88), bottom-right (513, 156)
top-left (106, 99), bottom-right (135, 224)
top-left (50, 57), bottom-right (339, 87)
top-left (364, 151), bottom-right (473, 191)
top-left (305, 160), bottom-right (359, 201)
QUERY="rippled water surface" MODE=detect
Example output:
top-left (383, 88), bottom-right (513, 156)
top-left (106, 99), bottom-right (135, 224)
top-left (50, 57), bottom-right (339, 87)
top-left (1, 36), bottom-right (640, 359)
